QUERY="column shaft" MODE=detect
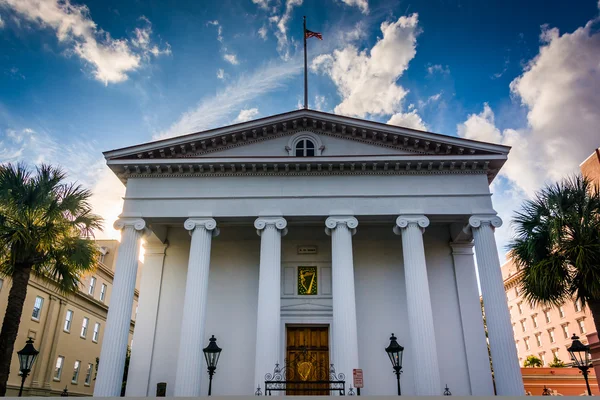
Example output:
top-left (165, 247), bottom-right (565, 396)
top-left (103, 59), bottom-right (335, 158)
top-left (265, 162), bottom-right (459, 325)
top-left (395, 215), bottom-right (441, 395)
top-left (126, 243), bottom-right (168, 396)
top-left (254, 217), bottom-right (286, 392)
top-left (450, 242), bottom-right (495, 395)
top-left (174, 218), bottom-right (218, 397)
top-left (470, 216), bottom-right (523, 395)
top-left (326, 216), bottom-right (359, 382)
top-left (94, 218), bottom-right (146, 396)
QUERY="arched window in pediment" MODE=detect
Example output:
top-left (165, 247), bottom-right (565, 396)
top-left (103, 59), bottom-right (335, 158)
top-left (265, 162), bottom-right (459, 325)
top-left (286, 132), bottom-right (324, 156)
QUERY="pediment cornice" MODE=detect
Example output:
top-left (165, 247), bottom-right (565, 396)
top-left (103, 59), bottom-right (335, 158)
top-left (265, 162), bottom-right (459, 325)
top-left (105, 109), bottom-right (509, 184)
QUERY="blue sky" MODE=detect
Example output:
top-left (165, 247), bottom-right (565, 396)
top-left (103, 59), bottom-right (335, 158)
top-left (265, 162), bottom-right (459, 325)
top-left (1, 0), bottom-right (600, 259)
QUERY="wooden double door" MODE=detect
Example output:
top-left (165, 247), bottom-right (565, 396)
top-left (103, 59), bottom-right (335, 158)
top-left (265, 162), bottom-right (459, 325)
top-left (285, 326), bottom-right (330, 396)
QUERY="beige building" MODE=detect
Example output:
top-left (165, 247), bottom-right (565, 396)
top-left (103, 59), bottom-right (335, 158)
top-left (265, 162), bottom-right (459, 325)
top-left (0, 239), bottom-right (140, 396)
top-left (502, 258), bottom-right (596, 367)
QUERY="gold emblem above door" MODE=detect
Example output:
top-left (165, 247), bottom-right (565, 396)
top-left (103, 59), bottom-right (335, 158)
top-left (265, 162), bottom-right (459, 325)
top-left (298, 266), bottom-right (318, 295)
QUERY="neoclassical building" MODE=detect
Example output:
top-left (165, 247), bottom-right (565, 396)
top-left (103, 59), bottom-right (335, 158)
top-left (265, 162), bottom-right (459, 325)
top-left (94, 109), bottom-right (524, 396)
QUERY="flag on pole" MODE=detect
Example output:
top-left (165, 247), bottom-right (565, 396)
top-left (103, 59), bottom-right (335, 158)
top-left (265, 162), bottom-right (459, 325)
top-left (303, 17), bottom-right (322, 109)
top-left (305, 29), bottom-right (323, 40)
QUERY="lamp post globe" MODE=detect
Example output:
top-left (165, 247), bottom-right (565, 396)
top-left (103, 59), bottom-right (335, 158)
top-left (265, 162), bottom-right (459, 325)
top-left (16, 337), bottom-right (39, 397)
top-left (567, 334), bottom-right (592, 396)
top-left (385, 333), bottom-right (404, 395)
top-left (203, 335), bottom-right (222, 396)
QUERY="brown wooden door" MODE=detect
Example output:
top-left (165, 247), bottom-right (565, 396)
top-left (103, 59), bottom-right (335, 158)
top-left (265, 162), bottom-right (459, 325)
top-left (286, 326), bottom-right (330, 396)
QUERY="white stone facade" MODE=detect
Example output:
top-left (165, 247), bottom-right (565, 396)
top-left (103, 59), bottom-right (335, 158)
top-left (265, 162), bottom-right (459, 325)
top-left (94, 109), bottom-right (522, 396)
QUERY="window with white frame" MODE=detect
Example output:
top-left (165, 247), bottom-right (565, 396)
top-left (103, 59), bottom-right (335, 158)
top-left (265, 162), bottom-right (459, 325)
top-left (81, 317), bottom-right (89, 338)
top-left (514, 287), bottom-right (519, 297)
top-left (0, 278), bottom-right (4, 292)
top-left (524, 337), bottom-right (530, 350)
top-left (539, 353), bottom-right (546, 366)
top-left (552, 348), bottom-right (559, 360)
top-left (54, 356), bottom-right (64, 380)
top-left (532, 314), bottom-right (538, 328)
top-left (517, 302), bottom-right (523, 314)
top-left (64, 310), bottom-right (73, 332)
top-left (88, 277), bottom-right (96, 296)
top-left (578, 318), bottom-right (586, 334)
top-left (99, 253), bottom-right (105, 264)
top-left (32, 296), bottom-right (44, 320)
top-left (559, 306), bottom-right (565, 318)
top-left (575, 300), bottom-right (582, 312)
top-left (93, 323), bottom-right (100, 342)
top-left (520, 319), bottom-right (526, 332)
top-left (84, 363), bottom-right (93, 385)
top-left (544, 309), bottom-right (551, 323)
top-left (561, 324), bottom-right (569, 339)
top-left (100, 284), bottom-right (107, 302)
top-left (548, 329), bottom-right (555, 343)
top-left (72, 360), bottom-right (80, 383)
top-left (535, 333), bottom-right (542, 347)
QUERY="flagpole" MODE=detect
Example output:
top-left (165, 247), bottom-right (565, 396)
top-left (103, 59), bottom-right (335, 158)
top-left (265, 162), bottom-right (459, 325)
top-left (303, 15), bottom-right (308, 110)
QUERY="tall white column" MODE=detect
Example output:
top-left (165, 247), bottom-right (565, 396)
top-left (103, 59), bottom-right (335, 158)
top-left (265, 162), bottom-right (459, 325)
top-left (450, 241), bottom-right (495, 395)
top-left (94, 218), bottom-right (147, 396)
top-left (253, 217), bottom-right (287, 391)
top-left (126, 242), bottom-right (168, 396)
top-left (394, 215), bottom-right (441, 395)
top-left (174, 218), bottom-right (219, 397)
top-left (469, 215), bottom-right (523, 396)
top-left (325, 216), bottom-right (360, 382)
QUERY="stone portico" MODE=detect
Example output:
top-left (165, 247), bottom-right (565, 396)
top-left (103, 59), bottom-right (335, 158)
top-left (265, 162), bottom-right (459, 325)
top-left (93, 109), bottom-right (524, 396)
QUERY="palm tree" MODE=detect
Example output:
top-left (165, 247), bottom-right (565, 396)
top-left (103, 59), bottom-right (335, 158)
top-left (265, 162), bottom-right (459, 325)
top-left (523, 355), bottom-right (543, 368)
top-left (0, 163), bottom-right (102, 396)
top-left (509, 174), bottom-right (600, 343)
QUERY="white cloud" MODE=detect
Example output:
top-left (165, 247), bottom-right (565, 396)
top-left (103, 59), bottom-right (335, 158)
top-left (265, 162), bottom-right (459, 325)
top-left (224, 53), bottom-right (239, 65)
top-left (157, 58), bottom-right (303, 139)
top-left (314, 95), bottom-right (326, 111)
top-left (207, 20), bottom-right (223, 43)
top-left (0, 0), bottom-right (170, 85)
top-left (252, 0), bottom-right (270, 10)
top-left (258, 24), bottom-right (268, 40)
top-left (216, 68), bottom-right (225, 80)
top-left (0, 127), bottom-right (123, 239)
top-left (269, 0), bottom-right (303, 60)
top-left (458, 17), bottom-right (600, 259)
top-left (426, 64), bottom-right (450, 75)
top-left (311, 14), bottom-right (420, 118)
top-left (234, 108), bottom-right (260, 123)
top-left (387, 110), bottom-right (427, 130)
top-left (417, 92), bottom-right (442, 109)
top-left (338, 0), bottom-right (368, 14)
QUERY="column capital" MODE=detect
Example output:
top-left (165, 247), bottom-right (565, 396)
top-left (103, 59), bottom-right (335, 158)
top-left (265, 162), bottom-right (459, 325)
top-left (450, 241), bottom-right (475, 255)
top-left (468, 215), bottom-right (503, 229)
top-left (254, 217), bottom-right (288, 236)
top-left (393, 215), bottom-right (429, 235)
top-left (325, 216), bottom-right (358, 236)
top-left (184, 218), bottom-right (219, 237)
top-left (113, 218), bottom-right (147, 232)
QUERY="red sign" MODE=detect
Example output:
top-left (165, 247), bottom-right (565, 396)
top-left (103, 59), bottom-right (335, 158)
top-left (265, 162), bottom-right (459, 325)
top-left (353, 369), bottom-right (363, 388)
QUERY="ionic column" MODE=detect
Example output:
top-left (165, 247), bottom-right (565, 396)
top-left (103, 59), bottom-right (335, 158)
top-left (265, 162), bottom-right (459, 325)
top-left (394, 215), bottom-right (441, 395)
top-left (94, 218), bottom-right (147, 396)
top-left (450, 242), bottom-right (495, 395)
top-left (174, 218), bottom-right (219, 397)
top-left (469, 215), bottom-right (523, 395)
top-left (325, 216), bottom-right (360, 381)
top-left (253, 217), bottom-right (287, 391)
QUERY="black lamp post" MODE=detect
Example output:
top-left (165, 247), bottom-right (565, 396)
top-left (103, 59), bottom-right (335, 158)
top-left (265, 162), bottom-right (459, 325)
top-left (203, 335), bottom-right (222, 396)
top-left (385, 333), bottom-right (404, 395)
top-left (17, 337), bottom-right (39, 397)
top-left (567, 334), bottom-right (592, 396)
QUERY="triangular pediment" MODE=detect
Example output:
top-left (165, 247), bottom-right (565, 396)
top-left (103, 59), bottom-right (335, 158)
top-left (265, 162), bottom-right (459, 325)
top-left (104, 109), bottom-right (510, 183)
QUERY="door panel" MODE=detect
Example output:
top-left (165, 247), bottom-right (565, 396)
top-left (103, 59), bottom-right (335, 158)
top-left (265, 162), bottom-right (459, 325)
top-left (286, 326), bottom-right (329, 396)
